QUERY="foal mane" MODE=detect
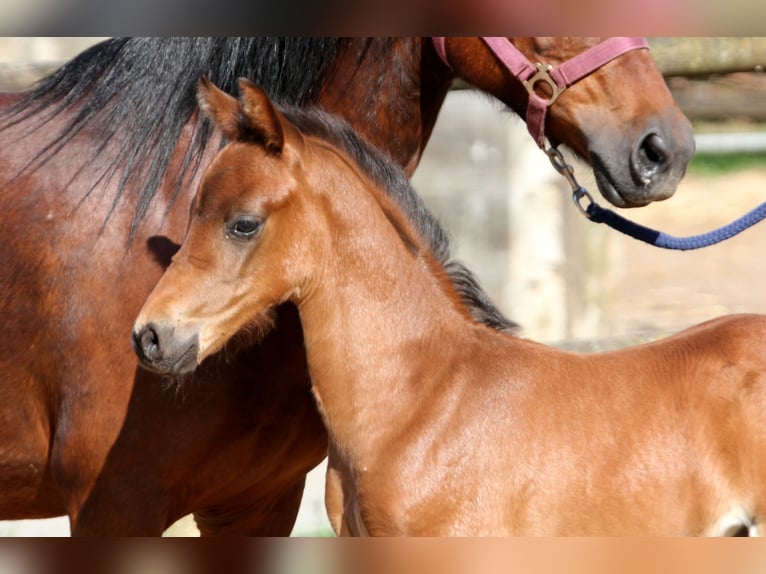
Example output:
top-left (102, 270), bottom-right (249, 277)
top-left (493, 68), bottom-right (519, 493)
top-left (282, 106), bottom-right (517, 332)
top-left (0, 37), bottom-right (350, 240)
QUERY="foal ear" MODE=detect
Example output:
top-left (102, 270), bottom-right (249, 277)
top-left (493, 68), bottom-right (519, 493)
top-left (196, 77), bottom-right (286, 153)
top-left (196, 76), bottom-right (242, 142)
top-left (237, 78), bottom-right (285, 154)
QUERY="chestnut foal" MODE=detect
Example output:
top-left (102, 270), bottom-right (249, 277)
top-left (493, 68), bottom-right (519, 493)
top-left (134, 79), bottom-right (766, 536)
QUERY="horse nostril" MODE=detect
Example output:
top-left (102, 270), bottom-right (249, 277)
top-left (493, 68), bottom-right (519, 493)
top-left (642, 133), bottom-right (668, 165)
top-left (132, 324), bottom-right (162, 362)
top-left (633, 132), bottom-right (670, 184)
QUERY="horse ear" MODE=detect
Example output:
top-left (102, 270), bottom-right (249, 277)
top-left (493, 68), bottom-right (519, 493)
top-left (196, 76), bottom-right (242, 142)
top-left (236, 78), bottom-right (284, 153)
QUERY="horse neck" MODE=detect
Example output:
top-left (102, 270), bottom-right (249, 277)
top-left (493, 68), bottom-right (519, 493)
top-left (7, 100), bottom-right (218, 244)
top-left (295, 159), bottom-right (474, 459)
top-left (317, 38), bottom-right (453, 175)
top-left (0, 92), bottom-right (24, 108)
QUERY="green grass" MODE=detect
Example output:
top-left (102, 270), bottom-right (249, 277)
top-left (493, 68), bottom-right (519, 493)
top-left (689, 151), bottom-right (766, 176)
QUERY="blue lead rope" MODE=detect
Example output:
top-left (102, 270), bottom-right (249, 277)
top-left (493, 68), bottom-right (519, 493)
top-left (546, 145), bottom-right (766, 251)
top-left (585, 200), bottom-right (766, 250)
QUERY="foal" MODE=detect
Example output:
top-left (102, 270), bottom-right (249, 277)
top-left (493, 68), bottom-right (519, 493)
top-left (134, 79), bottom-right (766, 536)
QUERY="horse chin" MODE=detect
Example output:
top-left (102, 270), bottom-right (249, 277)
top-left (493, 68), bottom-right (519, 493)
top-left (590, 153), bottom-right (653, 209)
top-left (592, 171), bottom-right (652, 209)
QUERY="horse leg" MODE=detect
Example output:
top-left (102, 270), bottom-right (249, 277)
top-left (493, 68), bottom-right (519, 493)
top-left (193, 477), bottom-right (307, 537)
top-left (0, 376), bottom-right (66, 519)
top-left (69, 487), bottom-right (169, 536)
top-left (0, 423), bottom-right (62, 519)
top-left (65, 447), bottom-right (170, 536)
top-left (52, 387), bottom-right (171, 536)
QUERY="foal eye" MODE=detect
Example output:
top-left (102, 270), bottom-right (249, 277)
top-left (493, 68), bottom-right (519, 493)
top-left (228, 216), bottom-right (262, 240)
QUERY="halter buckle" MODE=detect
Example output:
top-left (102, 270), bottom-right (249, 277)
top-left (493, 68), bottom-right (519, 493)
top-left (523, 63), bottom-right (564, 106)
top-left (572, 187), bottom-right (596, 219)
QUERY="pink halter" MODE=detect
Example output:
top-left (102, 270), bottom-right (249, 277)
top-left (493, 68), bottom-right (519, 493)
top-left (432, 37), bottom-right (649, 148)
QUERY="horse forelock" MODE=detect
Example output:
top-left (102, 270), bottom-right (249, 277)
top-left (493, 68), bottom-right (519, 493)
top-left (282, 105), bottom-right (517, 333)
top-left (0, 37), bottom-right (346, 242)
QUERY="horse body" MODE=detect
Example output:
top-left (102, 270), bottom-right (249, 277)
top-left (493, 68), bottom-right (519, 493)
top-left (133, 81), bottom-right (765, 536)
top-left (0, 104), bottom-right (317, 533)
top-left (0, 79), bottom-right (325, 534)
top-left (0, 37), bottom-right (692, 534)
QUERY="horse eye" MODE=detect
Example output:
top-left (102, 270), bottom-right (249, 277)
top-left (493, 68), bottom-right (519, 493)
top-left (228, 216), bottom-right (262, 240)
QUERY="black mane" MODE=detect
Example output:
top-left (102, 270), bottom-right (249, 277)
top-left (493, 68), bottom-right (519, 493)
top-left (1, 37), bottom-right (345, 239)
top-left (1, 37), bottom-right (514, 332)
top-left (282, 105), bottom-right (517, 333)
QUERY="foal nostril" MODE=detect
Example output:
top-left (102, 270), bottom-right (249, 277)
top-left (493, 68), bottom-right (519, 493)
top-left (633, 132), bottom-right (670, 183)
top-left (132, 324), bottom-right (162, 363)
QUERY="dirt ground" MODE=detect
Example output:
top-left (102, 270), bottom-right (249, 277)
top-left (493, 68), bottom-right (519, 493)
top-left (599, 167), bottom-right (766, 339)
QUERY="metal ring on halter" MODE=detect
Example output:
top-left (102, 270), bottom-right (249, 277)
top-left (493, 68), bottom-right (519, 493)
top-left (545, 146), bottom-right (595, 219)
top-left (572, 187), bottom-right (595, 218)
top-left (545, 146), bottom-right (568, 173)
top-left (545, 146), bottom-right (579, 190)
top-left (522, 63), bottom-right (565, 106)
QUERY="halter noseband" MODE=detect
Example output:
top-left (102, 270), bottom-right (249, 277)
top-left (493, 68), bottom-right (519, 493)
top-left (432, 37), bottom-right (649, 148)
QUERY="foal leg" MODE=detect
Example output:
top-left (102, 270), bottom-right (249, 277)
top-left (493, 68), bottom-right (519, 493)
top-left (324, 445), bottom-right (361, 536)
top-left (324, 462), bottom-right (345, 535)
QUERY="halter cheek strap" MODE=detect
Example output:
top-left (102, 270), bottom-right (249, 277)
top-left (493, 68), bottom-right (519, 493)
top-left (432, 36), bottom-right (449, 67)
top-left (432, 37), bottom-right (649, 148)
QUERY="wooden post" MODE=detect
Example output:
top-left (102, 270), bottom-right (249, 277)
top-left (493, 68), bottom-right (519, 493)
top-left (504, 121), bottom-right (569, 342)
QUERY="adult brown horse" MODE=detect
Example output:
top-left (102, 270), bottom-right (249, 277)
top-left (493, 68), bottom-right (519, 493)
top-left (135, 80), bottom-right (765, 536)
top-left (0, 37), bottom-right (692, 535)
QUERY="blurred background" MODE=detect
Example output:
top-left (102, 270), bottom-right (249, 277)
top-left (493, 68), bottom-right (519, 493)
top-left (0, 37), bottom-right (765, 536)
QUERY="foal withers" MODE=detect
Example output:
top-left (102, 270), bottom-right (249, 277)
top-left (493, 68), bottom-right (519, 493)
top-left (133, 78), bottom-right (766, 536)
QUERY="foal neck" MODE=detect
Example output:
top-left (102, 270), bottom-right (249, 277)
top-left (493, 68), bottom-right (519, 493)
top-left (296, 146), bottom-right (477, 449)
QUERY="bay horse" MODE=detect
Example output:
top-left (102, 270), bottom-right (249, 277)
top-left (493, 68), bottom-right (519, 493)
top-left (134, 80), bottom-right (766, 536)
top-left (0, 38), bottom-right (692, 535)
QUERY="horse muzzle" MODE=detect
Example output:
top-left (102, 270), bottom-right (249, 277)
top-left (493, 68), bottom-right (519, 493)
top-left (131, 322), bottom-right (200, 376)
top-left (589, 115), bottom-right (695, 208)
